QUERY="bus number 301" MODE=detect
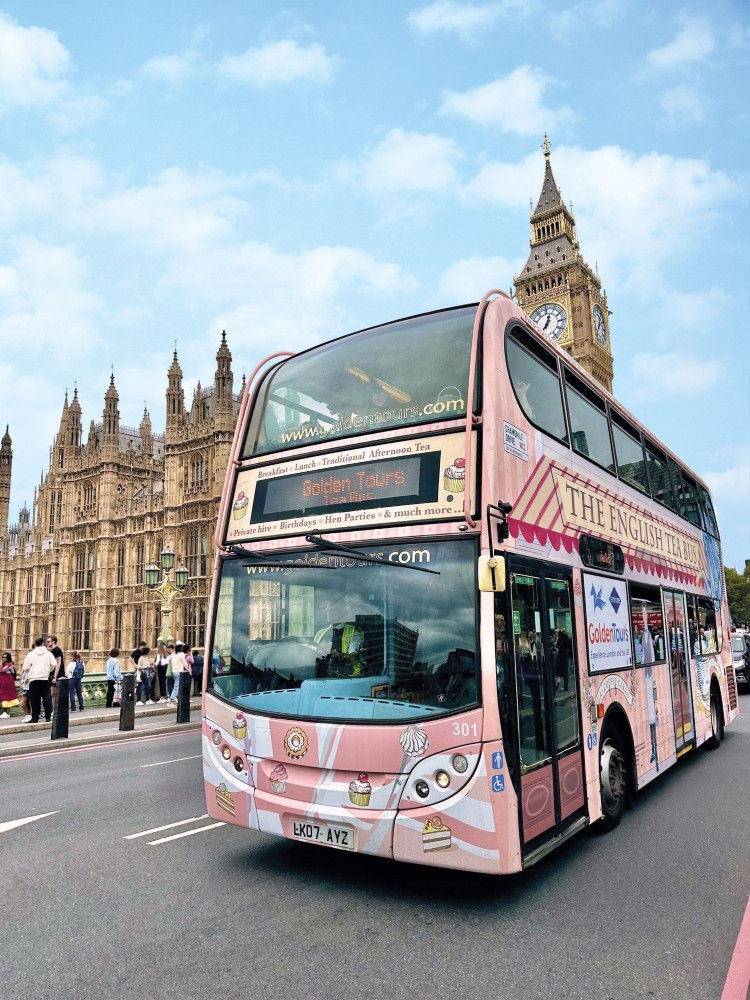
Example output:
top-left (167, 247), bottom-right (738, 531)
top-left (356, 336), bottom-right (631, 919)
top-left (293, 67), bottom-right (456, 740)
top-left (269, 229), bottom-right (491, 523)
top-left (452, 722), bottom-right (478, 738)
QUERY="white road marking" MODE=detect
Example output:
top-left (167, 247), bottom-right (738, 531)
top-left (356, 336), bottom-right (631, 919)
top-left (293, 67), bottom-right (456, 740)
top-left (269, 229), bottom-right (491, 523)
top-left (0, 811), bottom-right (59, 834)
top-left (0, 730), bottom-right (197, 764)
top-left (148, 822), bottom-right (225, 845)
top-left (124, 814), bottom-right (209, 839)
top-left (140, 754), bottom-right (202, 768)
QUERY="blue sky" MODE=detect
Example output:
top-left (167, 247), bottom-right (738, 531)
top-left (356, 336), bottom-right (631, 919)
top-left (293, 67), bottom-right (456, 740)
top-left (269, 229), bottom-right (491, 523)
top-left (0, 0), bottom-right (748, 570)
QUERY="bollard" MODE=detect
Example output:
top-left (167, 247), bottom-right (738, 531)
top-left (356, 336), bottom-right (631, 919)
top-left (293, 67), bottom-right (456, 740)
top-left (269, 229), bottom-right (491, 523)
top-left (51, 678), bottom-right (70, 740)
top-left (176, 671), bottom-right (191, 724)
top-left (119, 673), bottom-right (135, 731)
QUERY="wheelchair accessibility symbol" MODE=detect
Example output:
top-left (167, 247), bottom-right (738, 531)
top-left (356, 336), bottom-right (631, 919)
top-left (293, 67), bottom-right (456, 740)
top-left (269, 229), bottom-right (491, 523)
top-left (492, 773), bottom-right (505, 793)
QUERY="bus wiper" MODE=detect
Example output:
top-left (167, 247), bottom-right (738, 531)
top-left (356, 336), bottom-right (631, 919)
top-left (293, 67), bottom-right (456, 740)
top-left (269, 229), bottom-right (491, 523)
top-left (227, 544), bottom-right (338, 570)
top-left (304, 530), bottom-right (439, 574)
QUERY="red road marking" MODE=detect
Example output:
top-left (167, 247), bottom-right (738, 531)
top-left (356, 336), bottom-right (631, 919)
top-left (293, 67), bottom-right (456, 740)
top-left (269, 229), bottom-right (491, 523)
top-left (722, 896), bottom-right (750, 1000)
top-left (0, 729), bottom-right (195, 763)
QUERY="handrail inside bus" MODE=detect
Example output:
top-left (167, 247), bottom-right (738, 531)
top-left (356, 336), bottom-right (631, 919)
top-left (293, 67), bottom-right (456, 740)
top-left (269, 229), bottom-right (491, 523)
top-left (214, 350), bottom-right (295, 553)
top-left (464, 290), bottom-right (509, 529)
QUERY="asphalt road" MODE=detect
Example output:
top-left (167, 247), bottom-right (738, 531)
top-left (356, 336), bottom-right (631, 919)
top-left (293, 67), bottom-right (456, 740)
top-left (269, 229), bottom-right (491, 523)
top-left (3, 704), bottom-right (749, 1000)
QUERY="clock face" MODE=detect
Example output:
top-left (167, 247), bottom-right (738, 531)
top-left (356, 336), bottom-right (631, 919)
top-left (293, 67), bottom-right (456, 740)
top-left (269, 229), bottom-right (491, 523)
top-left (530, 302), bottom-right (567, 340)
top-left (593, 304), bottom-right (607, 345)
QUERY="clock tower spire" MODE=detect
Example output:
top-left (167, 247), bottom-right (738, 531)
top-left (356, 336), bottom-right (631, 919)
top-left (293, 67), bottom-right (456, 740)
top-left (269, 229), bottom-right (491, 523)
top-left (514, 136), bottom-right (614, 393)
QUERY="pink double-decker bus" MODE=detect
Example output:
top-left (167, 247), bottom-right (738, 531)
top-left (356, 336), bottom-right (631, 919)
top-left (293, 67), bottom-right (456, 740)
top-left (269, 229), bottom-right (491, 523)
top-left (202, 291), bottom-right (738, 873)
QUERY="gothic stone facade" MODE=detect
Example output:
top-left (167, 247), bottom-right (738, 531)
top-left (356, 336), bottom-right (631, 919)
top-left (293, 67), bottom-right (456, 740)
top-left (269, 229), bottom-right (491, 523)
top-left (0, 334), bottom-right (241, 669)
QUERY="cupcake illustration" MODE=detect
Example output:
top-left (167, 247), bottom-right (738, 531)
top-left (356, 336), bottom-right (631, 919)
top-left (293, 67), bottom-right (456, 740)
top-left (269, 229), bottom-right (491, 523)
top-left (269, 764), bottom-right (288, 794)
top-left (233, 490), bottom-right (249, 520)
top-left (232, 712), bottom-right (247, 741)
top-left (443, 457), bottom-right (466, 493)
top-left (348, 772), bottom-right (372, 807)
top-left (400, 724), bottom-right (429, 758)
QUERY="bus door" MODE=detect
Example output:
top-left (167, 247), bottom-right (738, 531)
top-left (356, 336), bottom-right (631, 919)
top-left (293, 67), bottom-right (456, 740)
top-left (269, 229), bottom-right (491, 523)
top-left (505, 561), bottom-right (585, 854)
top-left (663, 590), bottom-right (694, 751)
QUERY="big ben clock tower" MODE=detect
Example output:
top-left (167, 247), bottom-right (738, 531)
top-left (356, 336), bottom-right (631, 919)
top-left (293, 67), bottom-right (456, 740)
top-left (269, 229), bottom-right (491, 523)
top-left (514, 136), bottom-right (614, 393)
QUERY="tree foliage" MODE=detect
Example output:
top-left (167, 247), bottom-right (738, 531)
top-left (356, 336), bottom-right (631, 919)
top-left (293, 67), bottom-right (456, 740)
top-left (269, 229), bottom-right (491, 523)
top-left (725, 561), bottom-right (750, 629)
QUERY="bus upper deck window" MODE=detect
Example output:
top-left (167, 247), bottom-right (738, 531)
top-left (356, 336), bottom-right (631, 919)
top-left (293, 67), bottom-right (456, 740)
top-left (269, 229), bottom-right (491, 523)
top-left (563, 369), bottom-right (614, 473)
top-left (611, 414), bottom-right (649, 495)
top-left (506, 329), bottom-right (568, 445)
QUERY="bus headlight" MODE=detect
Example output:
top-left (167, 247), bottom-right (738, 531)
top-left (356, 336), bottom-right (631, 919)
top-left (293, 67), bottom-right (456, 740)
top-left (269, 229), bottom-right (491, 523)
top-left (415, 780), bottom-right (430, 798)
top-left (400, 747), bottom-right (480, 808)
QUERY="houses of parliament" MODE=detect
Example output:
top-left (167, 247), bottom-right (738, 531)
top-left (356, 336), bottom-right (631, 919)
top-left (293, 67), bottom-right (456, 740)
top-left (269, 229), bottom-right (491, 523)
top-left (0, 141), bottom-right (614, 668)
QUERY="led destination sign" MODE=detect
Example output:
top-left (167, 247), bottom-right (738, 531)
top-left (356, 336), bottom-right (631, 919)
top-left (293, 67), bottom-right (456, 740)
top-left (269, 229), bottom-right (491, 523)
top-left (251, 452), bottom-right (441, 523)
top-left (224, 430), bottom-right (475, 542)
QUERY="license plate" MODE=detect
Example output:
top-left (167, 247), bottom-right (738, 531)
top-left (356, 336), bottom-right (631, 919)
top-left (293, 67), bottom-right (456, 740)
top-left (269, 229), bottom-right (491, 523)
top-left (291, 819), bottom-right (355, 851)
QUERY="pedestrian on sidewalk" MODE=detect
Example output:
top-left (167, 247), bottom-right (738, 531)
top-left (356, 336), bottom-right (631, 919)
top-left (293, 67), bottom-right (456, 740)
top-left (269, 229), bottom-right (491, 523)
top-left (105, 648), bottom-right (122, 708)
top-left (66, 651), bottom-right (85, 712)
top-left (168, 642), bottom-right (189, 705)
top-left (0, 652), bottom-right (19, 718)
top-left (153, 643), bottom-right (170, 704)
top-left (165, 643), bottom-right (175, 699)
top-left (23, 638), bottom-right (56, 723)
top-left (46, 635), bottom-right (65, 709)
top-left (129, 641), bottom-right (147, 673)
top-left (191, 649), bottom-right (204, 696)
top-left (105, 646), bottom-right (122, 708)
top-left (136, 647), bottom-right (154, 704)
top-left (19, 659), bottom-right (31, 723)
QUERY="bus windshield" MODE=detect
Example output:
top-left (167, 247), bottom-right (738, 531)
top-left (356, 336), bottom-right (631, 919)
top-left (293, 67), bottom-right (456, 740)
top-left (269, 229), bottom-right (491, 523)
top-left (208, 538), bottom-right (478, 723)
top-left (242, 305), bottom-right (477, 457)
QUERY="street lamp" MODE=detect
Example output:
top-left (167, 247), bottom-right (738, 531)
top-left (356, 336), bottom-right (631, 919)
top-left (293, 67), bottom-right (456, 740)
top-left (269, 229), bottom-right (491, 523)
top-left (145, 542), bottom-right (189, 644)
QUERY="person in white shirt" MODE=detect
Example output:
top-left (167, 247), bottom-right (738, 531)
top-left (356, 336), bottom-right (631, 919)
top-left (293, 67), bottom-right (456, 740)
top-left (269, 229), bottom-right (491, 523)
top-left (168, 642), bottom-right (190, 705)
top-left (22, 638), bottom-right (57, 723)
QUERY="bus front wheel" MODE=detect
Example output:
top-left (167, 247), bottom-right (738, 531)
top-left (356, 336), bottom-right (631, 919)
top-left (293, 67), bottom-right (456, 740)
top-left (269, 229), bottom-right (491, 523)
top-left (705, 689), bottom-right (723, 751)
top-left (599, 729), bottom-right (627, 831)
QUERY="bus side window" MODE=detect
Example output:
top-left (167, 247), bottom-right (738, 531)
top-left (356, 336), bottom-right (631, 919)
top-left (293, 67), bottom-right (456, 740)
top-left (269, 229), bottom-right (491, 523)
top-left (611, 414), bottom-right (649, 494)
top-left (506, 330), bottom-right (568, 445)
top-left (563, 369), bottom-right (614, 472)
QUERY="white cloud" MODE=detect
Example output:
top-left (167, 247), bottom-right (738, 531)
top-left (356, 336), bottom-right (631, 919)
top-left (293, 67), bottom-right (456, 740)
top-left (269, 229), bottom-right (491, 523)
top-left (357, 129), bottom-right (463, 196)
top-left (218, 39), bottom-right (340, 86)
top-left (463, 154), bottom-right (538, 207)
top-left (0, 238), bottom-right (102, 359)
top-left (630, 352), bottom-right (722, 398)
top-left (660, 84), bottom-right (709, 126)
top-left (438, 256), bottom-right (521, 302)
top-left (659, 287), bottom-right (730, 332)
top-left (173, 240), bottom-right (415, 318)
top-left (92, 168), bottom-right (246, 255)
top-left (0, 12), bottom-right (71, 110)
top-left (139, 26), bottom-right (210, 83)
top-left (440, 66), bottom-right (574, 135)
top-left (550, 0), bottom-right (624, 34)
top-left (141, 53), bottom-right (198, 83)
top-left (407, 2), bottom-right (507, 41)
top-left (703, 458), bottom-right (750, 509)
top-left (0, 155), bottom-right (103, 229)
top-left (647, 14), bottom-right (715, 71)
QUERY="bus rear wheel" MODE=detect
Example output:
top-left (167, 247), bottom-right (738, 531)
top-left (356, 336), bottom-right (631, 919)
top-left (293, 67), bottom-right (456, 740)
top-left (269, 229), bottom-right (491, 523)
top-left (599, 729), bottom-right (627, 831)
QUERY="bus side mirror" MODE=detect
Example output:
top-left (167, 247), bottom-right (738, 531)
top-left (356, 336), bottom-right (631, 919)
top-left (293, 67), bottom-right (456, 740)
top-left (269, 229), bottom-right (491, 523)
top-left (478, 556), bottom-right (506, 592)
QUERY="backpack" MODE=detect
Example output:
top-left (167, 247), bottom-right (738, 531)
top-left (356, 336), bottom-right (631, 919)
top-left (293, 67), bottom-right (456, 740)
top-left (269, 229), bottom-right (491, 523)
top-left (73, 660), bottom-right (85, 680)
